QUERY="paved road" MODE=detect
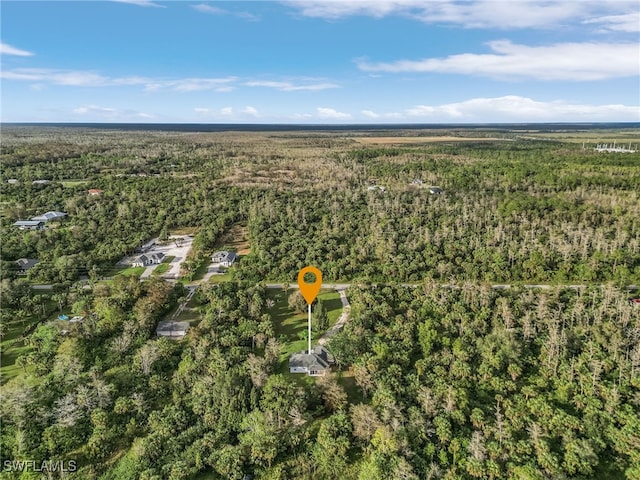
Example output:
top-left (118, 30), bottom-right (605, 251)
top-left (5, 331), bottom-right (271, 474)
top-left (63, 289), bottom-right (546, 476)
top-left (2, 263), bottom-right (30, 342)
top-left (265, 283), bottom-right (638, 290)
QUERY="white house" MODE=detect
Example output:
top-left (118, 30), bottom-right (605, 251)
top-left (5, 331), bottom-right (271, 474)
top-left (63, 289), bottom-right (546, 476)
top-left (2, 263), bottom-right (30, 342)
top-left (131, 252), bottom-right (164, 267)
top-left (212, 251), bottom-right (237, 267)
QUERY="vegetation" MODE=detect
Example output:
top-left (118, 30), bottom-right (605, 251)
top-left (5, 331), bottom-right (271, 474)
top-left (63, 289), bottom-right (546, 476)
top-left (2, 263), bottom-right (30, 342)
top-left (0, 126), bottom-right (639, 479)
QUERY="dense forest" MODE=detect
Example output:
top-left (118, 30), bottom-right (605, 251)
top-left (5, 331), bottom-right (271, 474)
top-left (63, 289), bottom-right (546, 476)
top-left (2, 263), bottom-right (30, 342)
top-left (1, 126), bottom-right (639, 479)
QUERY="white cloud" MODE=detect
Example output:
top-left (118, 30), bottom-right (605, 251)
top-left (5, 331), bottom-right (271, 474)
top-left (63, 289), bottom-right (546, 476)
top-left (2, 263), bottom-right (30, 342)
top-left (193, 106), bottom-right (259, 119)
top-left (144, 77), bottom-right (237, 92)
top-left (244, 80), bottom-right (339, 91)
top-left (584, 12), bottom-right (640, 32)
top-left (2, 68), bottom-right (342, 93)
top-left (317, 107), bottom-right (351, 119)
top-left (0, 42), bottom-right (34, 56)
top-left (362, 110), bottom-right (380, 119)
top-left (0, 68), bottom-right (238, 91)
top-left (242, 106), bottom-right (260, 117)
top-left (1, 68), bottom-right (112, 86)
top-left (192, 4), bottom-right (226, 14)
top-left (358, 41), bottom-right (640, 81)
top-left (403, 96), bottom-right (640, 122)
top-left (284, 0), bottom-right (638, 30)
top-left (73, 104), bottom-right (154, 120)
top-left (112, 0), bottom-right (165, 8)
top-left (192, 4), bottom-right (260, 21)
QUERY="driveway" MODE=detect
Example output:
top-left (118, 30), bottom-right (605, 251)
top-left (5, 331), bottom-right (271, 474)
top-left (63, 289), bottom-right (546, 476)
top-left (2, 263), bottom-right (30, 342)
top-left (318, 288), bottom-right (351, 345)
top-left (138, 236), bottom-right (194, 280)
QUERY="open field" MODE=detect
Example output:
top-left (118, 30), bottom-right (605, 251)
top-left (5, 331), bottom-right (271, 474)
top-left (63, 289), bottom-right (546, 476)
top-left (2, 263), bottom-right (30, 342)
top-left (0, 319), bottom-right (34, 383)
top-left (354, 135), bottom-right (508, 144)
top-left (519, 129), bottom-right (640, 142)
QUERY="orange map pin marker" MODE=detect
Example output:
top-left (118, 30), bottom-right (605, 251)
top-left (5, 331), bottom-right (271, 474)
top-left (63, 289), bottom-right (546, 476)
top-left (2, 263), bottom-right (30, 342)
top-left (298, 266), bottom-right (322, 304)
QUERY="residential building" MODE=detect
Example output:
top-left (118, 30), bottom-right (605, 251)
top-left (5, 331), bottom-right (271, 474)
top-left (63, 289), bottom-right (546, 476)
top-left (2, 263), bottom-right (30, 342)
top-left (131, 252), bottom-right (164, 267)
top-left (13, 220), bottom-right (45, 230)
top-left (289, 345), bottom-right (335, 376)
top-left (156, 320), bottom-right (189, 338)
top-left (88, 189), bottom-right (104, 195)
top-left (31, 211), bottom-right (67, 222)
top-left (212, 251), bottom-right (238, 267)
top-left (15, 258), bottom-right (39, 275)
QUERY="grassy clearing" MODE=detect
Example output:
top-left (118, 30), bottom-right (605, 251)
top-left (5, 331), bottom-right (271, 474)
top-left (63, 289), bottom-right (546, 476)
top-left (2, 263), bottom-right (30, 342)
top-left (0, 318), bottom-right (36, 383)
top-left (190, 260), bottom-right (210, 281)
top-left (61, 179), bottom-right (89, 187)
top-left (206, 272), bottom-right (232, 283)
top-left (267, 289), bottom-right (344, 375)
top-left (320, 291), bottom-right (342, 328)
top-left (114, 266), bottom-right (146, 277)
top-left (152, 256), bottom-right (175, 276)
top-left (336, 369), bottom-right (362, 404)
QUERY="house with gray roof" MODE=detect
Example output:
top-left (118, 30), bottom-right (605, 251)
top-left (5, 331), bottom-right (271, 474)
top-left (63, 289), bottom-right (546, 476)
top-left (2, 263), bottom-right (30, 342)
top-left (15, 258), bottom-right (39, 275)
top-left (289, 345), bottom-right (335, 376)
top-left (156, 320), bottom-right (189, 338)
top-left (131, 252), bottom-right (164, 267)
top-left (212, 251), bottom-right (237, 267)
top-left (13, 220), bottom-right (45, 230)
top-left (31, 211), bottom-right (67, 222)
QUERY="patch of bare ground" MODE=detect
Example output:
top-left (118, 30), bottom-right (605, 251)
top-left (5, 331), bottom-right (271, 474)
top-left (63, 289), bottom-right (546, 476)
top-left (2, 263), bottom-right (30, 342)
top-left (216, 224), bottom-right (250, 255)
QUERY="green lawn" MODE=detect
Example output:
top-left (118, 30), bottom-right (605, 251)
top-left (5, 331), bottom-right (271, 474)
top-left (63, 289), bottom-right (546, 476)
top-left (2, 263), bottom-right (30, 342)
top-left (157, 288), bottom-right (205, 325)
top-left (114, 266), bottom-right (146, 277)
top-left (336, 370), bottom-right (362, 403)
top-left (320, 291), bottom-right (343, 328)
top-left (206, 271), bottom-right (232, 283)
top-left (173, 295), bottom-right (204, 323)
top-left (152, 256), bottom-right (175, 276)
top-left (191, 259), bottom-right (210, 281)
top-left (0, 318), bottom-right (36, 383)
top-left (267, 289), bottom-right (344, 375)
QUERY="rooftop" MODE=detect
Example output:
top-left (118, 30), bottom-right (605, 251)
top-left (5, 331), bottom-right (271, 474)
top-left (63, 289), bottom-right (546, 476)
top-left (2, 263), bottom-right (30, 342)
top-left (212, 251), bottom-right (237, 261)
top-left (156, 320), bottom-right (189, 337)
top-left (13, 220), bottom-right (44, 226)
top-left (31, 211), bottom-right (67, 221)
top-left (16, 258), bottom-right (39, 270)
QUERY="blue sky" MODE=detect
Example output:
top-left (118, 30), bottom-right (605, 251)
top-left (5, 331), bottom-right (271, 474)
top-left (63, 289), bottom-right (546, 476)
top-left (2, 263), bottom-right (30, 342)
top-left (1, 0), bottom-right (639, 123)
